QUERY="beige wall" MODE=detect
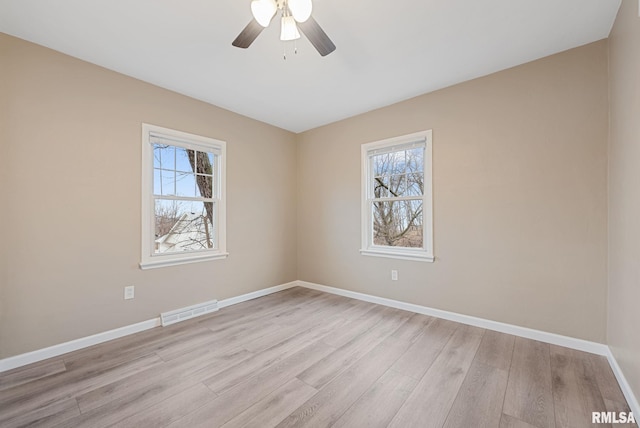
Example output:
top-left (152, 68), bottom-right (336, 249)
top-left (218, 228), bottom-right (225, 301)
top-left (0, 33), bottom-right (297, 358)
top-left (0, 31), bottom-right (614, 359)
top-left (0, 35), bottom-right (7, 355)
top-left (608, 0), bottom-right (640, 405)
top-left (297, 41), bottom-right (609, 342)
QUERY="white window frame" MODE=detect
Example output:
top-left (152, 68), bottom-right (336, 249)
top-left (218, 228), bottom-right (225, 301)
top-left (140, 123), bottom-right (228, 269)
top-left (360, 130), bottom-right (434, 262)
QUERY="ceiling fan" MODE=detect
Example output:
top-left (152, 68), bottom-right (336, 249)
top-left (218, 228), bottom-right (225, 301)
top-left (232, 0), bottom-right (336, 57)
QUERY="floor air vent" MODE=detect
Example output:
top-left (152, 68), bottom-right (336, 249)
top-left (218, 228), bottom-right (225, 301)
top-left (161, 299), bottom-right (219, 326)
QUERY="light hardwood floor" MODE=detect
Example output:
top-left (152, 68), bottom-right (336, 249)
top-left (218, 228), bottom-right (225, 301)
top-left (0, 287), bottom-right (635, 428)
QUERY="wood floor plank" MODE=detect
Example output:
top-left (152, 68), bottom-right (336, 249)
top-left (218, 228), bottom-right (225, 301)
top-left (111, 383), bottom-right (216, 428)
top-left (68, 342), bottom-right (252, 426)
top-left (268, 293), bottom-right (368, 329)
top-left (190, 288), bottom-right (320, 339)
top-left (158, 299), bottom-right (323, 364)
top-left (391, 317), bottom-right (457, 380)
top-left (75, 346), bottom-right (250, 413)
top-left (550, 345), bottom-right (609, 428)
top-left (203, 317), bottom-right (344, 394)
top-left (443, 361), bottom-right (509, 428)
top-left (503, 337), bottom-right (556, 428)
top-left (298, 307), bottom-right (412, 388)
top-left (0, 353), bottom-right (164, 423)
top-left (474, 329), bottom-right (516, 371)
top-left (501, 413), bottom-right (544, 428)
top-left (395, 312), bottom-right (434, 341)
top-left (442, 330), bottom-right (514, 428)
top-left (331, 369), bottom-right (418, 428)
top-left (62, 325), bottom-right (212, 373)
top-left (197, 289), bottom-right (300, 323)
top-left (388, 311), bottom-right (435, 344)
top-left (321, 304), bottom-right (389, 348)
top-left (277, 315), bottom-right (416, 428)
top-left (156, 299), bottom-right (323, 363)
top-left (0, 358), bottom-right (66, 392)
top-left (167, 340), bottom-right (336, 428)
top-left (155, 320), bottom-right (278, 361)
top-left (221, 378), bottom-right (318, 428)
top-left (202, 290), bottom-right (340, 336)
top-left (0, 397), bottom-right (79, 428)
top-left (388, 324), bottom-right (485, 428)
top-left (66, 377), bottom-right (204, 427)
top-left (243, 295), bottom-right (354, 354)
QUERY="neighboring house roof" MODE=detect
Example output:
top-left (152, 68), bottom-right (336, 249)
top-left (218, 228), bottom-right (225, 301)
top-left (155, 212), bottom-right (212, 253)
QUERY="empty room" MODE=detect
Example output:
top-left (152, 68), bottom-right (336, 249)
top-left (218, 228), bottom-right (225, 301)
top-left (0, 0), bottom-right (638, 427)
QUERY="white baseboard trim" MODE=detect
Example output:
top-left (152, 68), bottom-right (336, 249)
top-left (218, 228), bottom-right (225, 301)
top-left (606, 349), bottom-right (640, 421)
top-left (0, 318), bottom-right (161, 373)
top-left (296, 280), bottom-right (609, 356)
top-left (0, 280), bottom-right (298, 373)
top-left (218, 281), bottom-right (298, 309)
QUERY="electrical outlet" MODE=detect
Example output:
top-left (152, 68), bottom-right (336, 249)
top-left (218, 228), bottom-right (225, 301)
top-left (391, 270), bottom-right (398, 281)
top-left (124, 286), bottom-right (135, 300)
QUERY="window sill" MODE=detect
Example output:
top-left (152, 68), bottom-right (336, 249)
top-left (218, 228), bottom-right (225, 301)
top-left (139, 252), bottom-right (229, 270)
top-left (360, 249), bottom-right (434, 262)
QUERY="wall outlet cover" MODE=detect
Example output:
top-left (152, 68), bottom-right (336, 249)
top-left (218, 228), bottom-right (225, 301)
top-left (124, 286), bottom-right (135, 300)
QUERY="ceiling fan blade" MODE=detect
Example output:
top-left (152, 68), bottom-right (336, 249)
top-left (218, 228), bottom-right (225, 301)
top-left (298, 16), bottom-right (336, 56)
top-left (232, 19), bottom-right (264, 49)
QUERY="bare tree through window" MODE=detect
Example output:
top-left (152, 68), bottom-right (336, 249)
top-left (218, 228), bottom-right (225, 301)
top-left (371, 147), bottom-right (424, 248)
top-left (153, 143), bottom-right (216, 253)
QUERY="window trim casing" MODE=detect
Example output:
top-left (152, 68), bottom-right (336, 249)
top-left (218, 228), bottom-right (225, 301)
top-left (140, 123), bottom-right (228, 270)
top-left (360, 130), bottom-right (434, 262)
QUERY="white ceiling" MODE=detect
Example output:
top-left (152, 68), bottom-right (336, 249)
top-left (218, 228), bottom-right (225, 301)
top-left (0, 0), bottom-right (621, 133)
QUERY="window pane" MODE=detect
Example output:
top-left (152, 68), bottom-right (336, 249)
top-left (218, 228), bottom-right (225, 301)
top-left (195, 174), bottom-right (213, 198)
top-left (372, 199), bottom-right (423, 248)
top-left (373, 153), bottom-right (392, 177)
top-left (196, 152), bottom-right (214, 175)
top-left (154, 169), bottom-right (175, 196)
top-left (406, 172), bottom-right (424, 196)
top-left (154, 199), bottom-right (214, 254)
top-left (175, 147), bottom-right (195, 173)
top-left (154, 169), bottom-right (161, 195)
top-left (175, 172), bottom-right (196, 197)
top-left (372, 146), bottom-right (424, 198)
top-left (389, 174), bottom-right (406, 196)
top-left (153, 144), bottom-right (175, 170)
top-left (373, 176), bottom-right (389, 198)
top-left (389, 151), bottom-right (406, 175)
top-left (405, 147), bottom-right (424, 174)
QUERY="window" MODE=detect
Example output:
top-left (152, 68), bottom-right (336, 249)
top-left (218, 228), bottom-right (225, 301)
top-left (140, 124), bottom-right (227, 269)
top-left (360, 130), bottom-right (433, 262)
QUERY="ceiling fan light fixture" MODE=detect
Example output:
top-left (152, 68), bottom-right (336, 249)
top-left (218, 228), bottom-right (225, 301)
top-left (288, 0), bottom-right (312, 23)
top-left (280, 15), bottom-right (301, 41)
top-left (233, 0), bottom-right (334, 56)
top-left (251, 0), bottom-right (277, 27)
